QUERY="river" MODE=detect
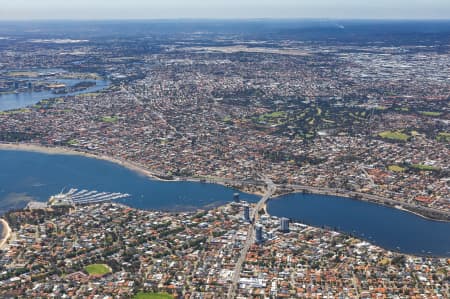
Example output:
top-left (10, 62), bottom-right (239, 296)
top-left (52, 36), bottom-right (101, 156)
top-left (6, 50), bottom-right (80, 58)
top-left (0, 149), bottom-right (449, 257)
top-left (268, 193), bottom-right (450, 257)
top-left (0, 78), bottom-right (109, 111)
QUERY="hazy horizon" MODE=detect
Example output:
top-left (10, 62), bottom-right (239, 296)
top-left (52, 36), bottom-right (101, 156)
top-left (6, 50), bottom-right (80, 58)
top-left (0, 0), bottom-right (449, 20)
top-left (1, 18), bottom-right (450, 22)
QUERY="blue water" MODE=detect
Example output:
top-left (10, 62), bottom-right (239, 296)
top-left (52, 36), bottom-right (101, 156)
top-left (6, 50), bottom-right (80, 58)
top-left (1, 149), bottom-right (449, 256)
top-left (268, 193), bottom-right (450, 257)
top-left (0, 79), bottom-right (109, 111)
top-left (0, 150), bottom-right (259, 213)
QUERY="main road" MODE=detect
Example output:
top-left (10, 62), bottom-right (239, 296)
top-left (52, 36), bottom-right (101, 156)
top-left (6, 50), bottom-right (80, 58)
top-left (227, 176), bottom-right (276, 299)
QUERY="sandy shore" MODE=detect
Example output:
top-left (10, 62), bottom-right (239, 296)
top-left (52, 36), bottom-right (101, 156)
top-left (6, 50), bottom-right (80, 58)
top-left (0, 218), bottom-right (11, 249)
top-left (0, 142), bottom-right (264, 191)
top-left (0, 142), bottom-right (264, 207)
top-left (0, 142), bottom-right (170, 182)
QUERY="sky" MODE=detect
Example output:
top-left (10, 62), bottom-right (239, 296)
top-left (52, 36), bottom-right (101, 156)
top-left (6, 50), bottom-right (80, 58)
top-left (0, 0), bottom-right (449, 20)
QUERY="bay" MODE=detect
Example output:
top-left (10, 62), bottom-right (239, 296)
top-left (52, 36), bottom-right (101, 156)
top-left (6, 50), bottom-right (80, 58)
top-left (0, 149), bottom-right (258, 214)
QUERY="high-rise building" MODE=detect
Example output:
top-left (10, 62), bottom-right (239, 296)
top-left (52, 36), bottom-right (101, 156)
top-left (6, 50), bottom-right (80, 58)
top-left (233, 193), bottom-right (240, 202)
top-left (280, 217), bottom-right (290, 233)
top-left (255, 224), bottom-right (263, 244)
top-left (243, 205), bottom-right (251, 223)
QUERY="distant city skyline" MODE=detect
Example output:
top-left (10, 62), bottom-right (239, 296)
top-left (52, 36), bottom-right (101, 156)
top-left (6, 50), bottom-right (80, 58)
top-left (0, 0), bottom-right (449, 20)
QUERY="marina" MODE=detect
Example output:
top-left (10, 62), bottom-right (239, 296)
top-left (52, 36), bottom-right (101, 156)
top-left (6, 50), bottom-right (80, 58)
top-left (0, 148), bottom-right (259, 214)
top-left (66, 188), bottom-right (130, 204)
top-left (25, 188), bottom-right (131, 209)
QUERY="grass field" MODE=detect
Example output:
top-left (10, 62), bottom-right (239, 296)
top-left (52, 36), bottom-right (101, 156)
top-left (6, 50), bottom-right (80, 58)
top-left (420, 111), bottom-right (442, 117)
top-left (77, 92), bottom-right (101, 98)
top-left (0, 108), bottom-right (30, 115)
top-left (101, 116), bottom-right (119, 123)
top-left (84, 264), bottom-right (111, 276)
top-left (7, 71), bottom-right (40, 77)
top-left (67, 139), bottom-right (79, 146)
top-left (223, 116), bottom-right (232, 122)
top-left (256, 111), bottom-right (287, 123)
top-left (437, 132), bottom-right (450, 142)
top-left (133, 292), bottom-right (173, 299)
top-left (263, 111), bottom-right (286, 118)
top-left (410, 164), bottom-right (439, 172)
top-left (388, 165), bottom-right (406, 172)
top-left (378, 131), bottom-right (409, 141)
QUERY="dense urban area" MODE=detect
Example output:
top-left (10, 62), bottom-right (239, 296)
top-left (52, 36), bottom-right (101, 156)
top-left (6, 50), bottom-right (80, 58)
top-left (0, 200), bottom-right (448, 298)
top-left (0, 21), bottom-right (449, 298)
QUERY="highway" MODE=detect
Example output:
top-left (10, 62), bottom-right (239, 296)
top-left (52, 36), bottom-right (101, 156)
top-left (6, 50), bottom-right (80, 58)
top-left (226, 176), bottom-right (276, 299)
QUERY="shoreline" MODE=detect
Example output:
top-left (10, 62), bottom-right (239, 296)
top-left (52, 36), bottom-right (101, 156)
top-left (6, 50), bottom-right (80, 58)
top-left (269, 190), bottom-right (450, 223)
top-left (0, 218), bottom-right (11, 250)
top-left (0, 142), bottom-right (448, 223)
top-left (0, 142), bottom-right (171, 182)
top-left (0, 142), bottom-right (264, 192)
top-left (392, 204), bottom-right (449, 223)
